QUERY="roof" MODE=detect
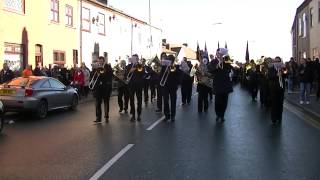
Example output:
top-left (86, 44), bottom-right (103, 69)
top-left (162, 48), bottom-right (176, 55)
top-left (85, 0), bottom-right (161, 30)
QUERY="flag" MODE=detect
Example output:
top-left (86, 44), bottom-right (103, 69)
top-left (218, 41), bottom-right (220, 49)
top-left (196, 41), bottom-right (201, 61)
top-left (225, 42), bottom-right (228, 49)
top-left (245, 40), bottom-right (250, 61)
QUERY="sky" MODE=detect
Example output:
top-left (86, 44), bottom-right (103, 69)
top-left (109, 0), bottom-right (304, 62)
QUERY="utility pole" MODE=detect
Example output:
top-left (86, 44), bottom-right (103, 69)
top-left (148, 0), bottom-right (152, 59)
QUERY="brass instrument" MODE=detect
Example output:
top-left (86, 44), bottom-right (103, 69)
top-left (195, 64), bottom-right (213, 88)
top-left (125, 62), bottom-right (136, 84)
top-left (159, 65), bottom-right (176, 87)
top-left (89, 69), bottom-right (104, 90)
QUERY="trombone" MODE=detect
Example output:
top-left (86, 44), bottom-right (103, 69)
top-left (89, 69), bottom-right (103, 90)
top-left (160, 65), bottom-right (176, 87)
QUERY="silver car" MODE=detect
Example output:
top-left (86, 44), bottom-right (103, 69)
top-left (0, 76), bottom-right (79, 119)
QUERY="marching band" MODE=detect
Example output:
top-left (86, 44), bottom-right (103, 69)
top-left (86, 46), bottom-right (285, 126)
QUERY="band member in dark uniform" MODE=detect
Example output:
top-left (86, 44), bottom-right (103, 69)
top-left (160, 55), bottom-right (181, 121)
top-left (259, 60), bottom-right (270, 108)
top-left (268, 56), bottom-right (285, 124)
top-left (125, 54), bottom-right (145, 122)
top-left (247, 64), bottom-right (259, 102)
top-left (155, 53), bottom-right (167, 113)
top-left (92, 57), bottom-right (113, 123)
top-left (142, 58), bottom-right (152, 104)
top-left (114, 60), bottom-right (129, 113)
top-left (196, 56), bottom-right (212, 113)
top-left (180, 57), bottom-right (193, 105)
top-left (209, 48), bottom-right (233, 123)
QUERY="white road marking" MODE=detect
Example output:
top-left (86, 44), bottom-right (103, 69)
top-left (89, 144), bottom-right (134, 180)
top-left (146, 116), bottom-right (165, 131)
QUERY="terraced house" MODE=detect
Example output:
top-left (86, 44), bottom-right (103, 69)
top-left (0, 0), bottom-right (79, 72)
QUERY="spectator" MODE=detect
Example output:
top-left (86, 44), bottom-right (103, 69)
top-left (81, 63), bottom-right (90, 98)
top-left (0, 63), bottom-right (14, 83)
top-left (22, 64), bottom-right (33, 77)
top-left (73, 67), bottom-right (85, 100)
top-left (298, 59), bottom-right (313, 104)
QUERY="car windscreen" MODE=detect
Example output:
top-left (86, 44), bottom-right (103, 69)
top-left (7, 78), bottom-right (40, 88)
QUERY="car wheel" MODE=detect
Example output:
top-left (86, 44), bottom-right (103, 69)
top-left (69, 94), bottom-right (78, 111)
top-left (36, 100), bottom-right (48, 119)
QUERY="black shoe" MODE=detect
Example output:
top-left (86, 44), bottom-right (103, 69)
top-left (271, 120), bottom-right (277, 124)
top-left (124, 109), bottom-right (128, 113)
top-left (156, 109), bottom-right (162, 113)
top-left (164, 116), bottom-right (170, 121)
top-left (94, 119), bottom-right (102, 123)
top-left (171, 117), bottom-right (175, 122)
top-left (182, 102), bottom-right (186, 105)
top-left (130, 116), bottom-right (136, 122)
top-left (119, 109), bottom-right (123, 113)
top-left (221, 117), bottom-right (225, 122)
top-left (216, 117), bottom-right (220, 122)
top-left (105, 117), bottom-right (109, 123)
top-left (137, 116), bottom-right (141, 121)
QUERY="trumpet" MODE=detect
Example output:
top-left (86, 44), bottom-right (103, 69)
top-left (160, 65), bottom-right (176, 87)
top-left (89, 69), bottom-right (104, 90)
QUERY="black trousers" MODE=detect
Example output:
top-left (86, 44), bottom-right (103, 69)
top-left (198, 84), bottom-right (210, 112)
top-left (118, 86), bottom-right (129, 111)
top-left (129, 85), bottom-right (143, 117)
top-left (95, 95), bottom-right (110, 120)
top-left (250, 82), bottom-right (258, 100)
top-left (181, 80), bottom-right (192, 104)
top-left (150, 82), bottom-right (156, 100)
top-left (215, 93), bottom-right (229, 118)
top-left (143, 80), bottom-right (150, 102)
top-left (270, 85), bottom-right (284, 122)
top-left (156, 85), bottom-right (162, 110)
top-left (163, 87), bottom-right (177, 118)
top-left (209, 88), bottom-right (213, 100)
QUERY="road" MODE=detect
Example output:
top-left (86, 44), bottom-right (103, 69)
top-left (0, 85), bottom-right (320, 180)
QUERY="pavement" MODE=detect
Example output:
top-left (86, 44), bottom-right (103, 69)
top-left (285, 91), bottom-right (320, 123)
top-left (0, 85), bottom-right (319, 180)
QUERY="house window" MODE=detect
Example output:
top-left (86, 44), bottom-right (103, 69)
top-left (4, 43), bottom-right (24, 72)
top-left (299, 18), bottom-right (302, 36)
top-left (4, 0), bottom-right (25, 13)
top-left (98, 13), bottom-right (105, 35)
top-left (303, 13), bottom-right (307, 38)
top-left (310, 8), bottom-right (314, 27)
top-left (82, 7), bottom-right (90, 32)
top-left (318, 2), bottom-right (320, 23)
top-left (53, 50), bottom-right (65, 64)
top-left (50, 0), bottom-right (59, 22)
top-left (65, 5), bottom-right (73, 27)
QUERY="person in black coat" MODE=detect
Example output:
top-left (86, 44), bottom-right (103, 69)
top-left (180, 57), bottom-right (193, 105)
top-left (268, 57), bottom-right (285, 124)
top-left (125, 54), bottom-right (145, 122)
top-left (0, 63), bottom-right (14, 84)
top-left (248, 64), bottom-right (259, 102)
top-left (93, 57), bottom-right (113, 123)
top-left (160, 55), bottom-right (182, 121)
top-left (209, 49), bottom-right (233, 123)
top-left (298, 58), bottom-right (313, 104)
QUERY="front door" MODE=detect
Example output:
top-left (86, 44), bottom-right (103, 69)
top-left (35, 44), bottom-right (43, 67)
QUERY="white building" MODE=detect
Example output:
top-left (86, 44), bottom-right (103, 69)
top-left (80, 0), bottom-right (162, 68)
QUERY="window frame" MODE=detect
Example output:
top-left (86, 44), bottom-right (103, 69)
top-left (98, 13), bottom-right (106, 35)
top-left (81, 7), bottom-right (91, 32)
top-left (53, 50), bottom-right (65, 64)
top-left (50, 0), bottom-right (59, 23)
top-left (3, 0), bottom-right (25, 14)
top-left (310, 8), bottom-right (314, 27)
top-left (65, 4), bottom-right (73, 27)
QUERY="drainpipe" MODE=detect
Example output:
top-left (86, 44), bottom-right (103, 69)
top-left (79, 0), bottom-right (83, 65)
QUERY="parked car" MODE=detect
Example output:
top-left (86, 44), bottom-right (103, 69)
top-left (0, 76), bottom-right (79, 119)
top-left (0, 100), bottom-right (3, 133)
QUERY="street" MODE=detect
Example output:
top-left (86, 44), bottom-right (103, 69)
top-left (0, 85), bottom-right (320, 180)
